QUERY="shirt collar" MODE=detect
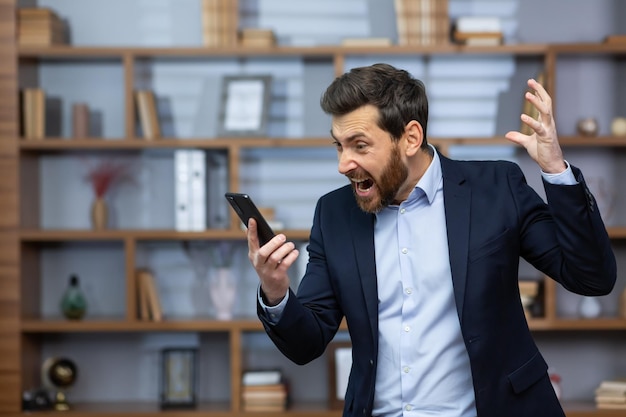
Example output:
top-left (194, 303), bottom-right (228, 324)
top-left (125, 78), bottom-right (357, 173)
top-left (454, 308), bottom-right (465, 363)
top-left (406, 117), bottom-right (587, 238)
top-left (405, 144), bottom-right (441, 206)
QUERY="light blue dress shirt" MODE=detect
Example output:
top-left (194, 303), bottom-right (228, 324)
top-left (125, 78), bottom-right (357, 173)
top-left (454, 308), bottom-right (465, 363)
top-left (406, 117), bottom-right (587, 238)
top-left (261, 147), bottom-right (576, 417)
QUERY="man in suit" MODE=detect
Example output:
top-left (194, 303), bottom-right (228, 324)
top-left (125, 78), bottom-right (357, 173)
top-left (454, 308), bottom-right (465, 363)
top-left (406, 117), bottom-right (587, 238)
top-left (246, 63), bottom-right (616, 417)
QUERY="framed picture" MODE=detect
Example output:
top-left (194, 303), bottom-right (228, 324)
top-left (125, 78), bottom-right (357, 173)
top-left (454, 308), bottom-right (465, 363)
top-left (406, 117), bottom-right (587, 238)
top-left (218, 75), bottom-right (272, 137)
top-left (327, 341), bottom-right (352, 410)
top-left (160, 348), bottom-right (197, 409)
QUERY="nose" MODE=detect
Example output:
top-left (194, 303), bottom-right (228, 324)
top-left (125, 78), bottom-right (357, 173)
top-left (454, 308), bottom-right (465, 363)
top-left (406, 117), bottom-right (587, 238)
top-left (337, 150), bottom-right (356, 175)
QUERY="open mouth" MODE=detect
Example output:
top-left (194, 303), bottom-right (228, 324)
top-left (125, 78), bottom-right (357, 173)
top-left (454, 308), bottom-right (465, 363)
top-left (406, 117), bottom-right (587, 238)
top-left (351, 178), bottom-right (374, 195)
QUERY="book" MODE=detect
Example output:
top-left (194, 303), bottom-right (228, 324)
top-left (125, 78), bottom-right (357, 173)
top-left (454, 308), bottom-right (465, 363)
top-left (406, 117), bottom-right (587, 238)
top-left (21, 88), bottom-right (45, 140)
top-left (455, 16), bottom-right (502, 33)
top-left (597, 402), bottom-right (626, 410)
top-left (189, 150), bottom-right (207, 231)
top-left (242, 370), bottom-right (283, 386)
top-left (135, 269), bottom-right (150, 320)
top-left (240, 28), bottom-right (276, 47)
top-left (341, 37), bottom-right (393, 47)
top-left (597, 379), bottom-right (626, 391)
top-left (174, 150), bottom-right (192, 231)
top-left (135, 90), bottom-right (161, 140)
top-left (18, 8), bottom-right (66, 45)
top-left (136, 269), bottom-right (163, 321)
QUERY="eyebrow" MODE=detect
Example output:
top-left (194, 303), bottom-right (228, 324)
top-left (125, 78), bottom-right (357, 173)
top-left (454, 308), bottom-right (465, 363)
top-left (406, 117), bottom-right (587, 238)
top-left (330, 130), bottom-right (365, 144)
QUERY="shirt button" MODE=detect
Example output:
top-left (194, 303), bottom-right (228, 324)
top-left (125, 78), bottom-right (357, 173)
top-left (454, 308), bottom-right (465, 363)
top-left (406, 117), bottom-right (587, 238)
top-left (405, 288), bottom-right (412, 295)
top-left (401, 248), bottom-right (408, 254)
top-left (405, 404), bottom-right (413, 411)
top-left (404, 325), bottom-right (411, 332)
top-left (403, 366), bottom-right (410, 373)
top-left (400, 208), bottom-right (406, 214)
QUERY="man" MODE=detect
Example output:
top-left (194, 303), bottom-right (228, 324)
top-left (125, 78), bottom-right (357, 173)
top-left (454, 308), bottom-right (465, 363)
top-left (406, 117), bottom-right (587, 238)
top-left (246, 63), bottom-right (616, 417)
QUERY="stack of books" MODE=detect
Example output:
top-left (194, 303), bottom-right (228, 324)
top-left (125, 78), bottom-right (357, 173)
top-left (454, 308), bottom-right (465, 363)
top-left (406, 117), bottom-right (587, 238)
top-left (241, 370), bottom-right (288, 412)
top-left (394, 0), bottom-right (449, 46)
top-left (595, 379), bottom-right (626, 410)
top-left (240, 29), bottom-right (276, 48)
top-left (17, 8), bottom-right (66, 46)
top-left (452, 16), bottom-right (503, 46)
top-left (201, 0), bottom-right (238, 47)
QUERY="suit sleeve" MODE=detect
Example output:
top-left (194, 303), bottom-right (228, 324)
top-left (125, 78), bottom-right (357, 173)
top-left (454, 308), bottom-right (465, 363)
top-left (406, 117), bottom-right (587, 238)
top-left (512, 163), bottom-right (616, 295)
top-left (257, 197), bottom-right (343, 365)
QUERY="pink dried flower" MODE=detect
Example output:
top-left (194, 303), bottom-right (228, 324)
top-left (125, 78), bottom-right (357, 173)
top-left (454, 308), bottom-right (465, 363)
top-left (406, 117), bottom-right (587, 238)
top-left (85, 159), bottom-right (134, 198)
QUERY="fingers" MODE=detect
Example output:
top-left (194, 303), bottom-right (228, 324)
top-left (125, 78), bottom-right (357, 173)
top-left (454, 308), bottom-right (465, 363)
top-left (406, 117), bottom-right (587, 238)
top-left (247, 218), bottom-right (297, 270)
top-left (524, 78), bottom-right (553, 126)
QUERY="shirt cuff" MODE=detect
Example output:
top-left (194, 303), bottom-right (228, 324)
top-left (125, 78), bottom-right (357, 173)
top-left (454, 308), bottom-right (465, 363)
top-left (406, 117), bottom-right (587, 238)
top-left (541, 160), bottom-right (577, 185)
top-left (258, 285), bottom-right (289, 324)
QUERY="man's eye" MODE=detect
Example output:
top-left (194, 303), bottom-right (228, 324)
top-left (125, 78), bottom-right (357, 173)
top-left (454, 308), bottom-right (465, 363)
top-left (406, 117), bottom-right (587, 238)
top-left (355, 143), bottom-right (367, 150)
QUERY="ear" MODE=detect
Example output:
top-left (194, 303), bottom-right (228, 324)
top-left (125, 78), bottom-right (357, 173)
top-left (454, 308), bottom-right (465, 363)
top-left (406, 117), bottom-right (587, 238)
top-left (404, 120), bottom-right (424, 157)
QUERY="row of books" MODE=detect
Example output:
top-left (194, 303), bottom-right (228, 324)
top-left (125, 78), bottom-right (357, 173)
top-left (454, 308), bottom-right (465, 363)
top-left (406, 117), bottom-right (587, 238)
top-left (595, 379), bottom-right (626, 410)
top-left (241, 370), bottom-right (288, 412)
top-left (20, 87), bottom-right (160, 140)
top-left (394, 0), bottom-right (449, 46)
top-left (18, 7), bottom-right (66, 46)
top-left (201, 0), bottom-right (238, 47)
top-left (174, 150), bottom-right (229, 232)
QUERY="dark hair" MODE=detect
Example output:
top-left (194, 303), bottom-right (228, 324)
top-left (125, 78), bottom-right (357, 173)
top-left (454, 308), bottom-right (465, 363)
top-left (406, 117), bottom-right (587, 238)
top-left (320, 63), bottom-right (428, 146)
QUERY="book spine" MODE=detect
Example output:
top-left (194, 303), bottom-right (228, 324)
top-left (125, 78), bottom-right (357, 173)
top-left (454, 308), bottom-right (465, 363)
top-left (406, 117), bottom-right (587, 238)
top-left (72, 103), bottom-right (90, 138)
top-left (189, 150), bottom-right (207, 231)
top-left (174, 150), bottom-right (192, 231)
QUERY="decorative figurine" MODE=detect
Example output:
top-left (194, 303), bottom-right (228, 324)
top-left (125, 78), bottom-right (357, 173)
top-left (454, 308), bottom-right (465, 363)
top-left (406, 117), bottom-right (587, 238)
top-left (576, 117), bottom-right (599, 136)
top-left (611, 117), bottom-right (626, 136)
top-left (60, 274), bottom-right (87, 320)
top-left (42, 357), bottom-right (78, 411)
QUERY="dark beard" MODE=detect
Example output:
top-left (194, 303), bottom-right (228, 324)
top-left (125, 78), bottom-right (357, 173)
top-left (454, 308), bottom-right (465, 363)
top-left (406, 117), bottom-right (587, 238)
top-left (354, 144), bottom-right (408, 213)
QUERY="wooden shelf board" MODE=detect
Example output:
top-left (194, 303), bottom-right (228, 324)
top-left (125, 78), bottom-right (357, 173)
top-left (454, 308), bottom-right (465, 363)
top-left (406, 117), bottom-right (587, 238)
top-left (17, 44), bottom-right (548, 59)
top-left (19, 229), bottom-right (311, 242)
top-left (551, 42), bottom-right (626, 54)
top-left (19, 401), bottom-right (342, 416)
top-left (21, 318), bottom-right (265, 333)
top-left (22, 317), bottom-right (626, 333)
top-left (19, 136), bottom-right (626, 152)
top-left (18, 228), bottom-right (624, 242)
top-left (12, 400), bottom-right (617, 417)
top-left (530, 318), bottom-right (626, 331)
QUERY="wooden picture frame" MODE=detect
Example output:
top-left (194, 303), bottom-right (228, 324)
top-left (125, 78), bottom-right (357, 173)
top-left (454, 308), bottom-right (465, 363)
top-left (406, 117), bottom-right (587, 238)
top-left (327, 341), bottom-right (352, 410)
top-left (218, 75), bottom-right (272, 137)
top-left (160, 348), bottom-right (197, 409)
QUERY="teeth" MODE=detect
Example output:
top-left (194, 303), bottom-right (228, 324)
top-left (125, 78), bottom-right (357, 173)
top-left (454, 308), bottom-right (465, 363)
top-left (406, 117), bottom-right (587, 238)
top-left (352, 178), bottom-right (371, 192)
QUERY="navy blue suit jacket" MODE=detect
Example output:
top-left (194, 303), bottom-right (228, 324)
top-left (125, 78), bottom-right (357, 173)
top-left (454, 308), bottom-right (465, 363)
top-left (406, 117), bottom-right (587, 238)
top-left (259, 154), bottom-right (616, 417)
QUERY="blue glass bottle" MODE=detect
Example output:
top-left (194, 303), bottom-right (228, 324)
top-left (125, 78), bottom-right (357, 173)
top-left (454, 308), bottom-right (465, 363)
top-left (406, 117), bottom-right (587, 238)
top-left (61, 275), bottom-right (87, 320)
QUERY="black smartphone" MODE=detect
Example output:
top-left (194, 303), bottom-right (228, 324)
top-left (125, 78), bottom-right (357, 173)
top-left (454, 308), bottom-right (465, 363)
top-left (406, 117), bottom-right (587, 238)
top-left (225, 192), bottom-right (276, 246)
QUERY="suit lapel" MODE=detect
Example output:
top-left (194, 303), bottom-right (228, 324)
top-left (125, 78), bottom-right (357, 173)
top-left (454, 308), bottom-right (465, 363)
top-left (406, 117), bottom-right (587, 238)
top-left (350, 205), bottom-right (378, 342)
top-left (440, 155), bottom-right (471, 324)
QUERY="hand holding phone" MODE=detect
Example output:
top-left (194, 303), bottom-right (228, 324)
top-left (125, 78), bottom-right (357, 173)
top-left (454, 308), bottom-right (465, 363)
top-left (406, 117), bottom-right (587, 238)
top-left (224, 192), bottom-right (276, 246)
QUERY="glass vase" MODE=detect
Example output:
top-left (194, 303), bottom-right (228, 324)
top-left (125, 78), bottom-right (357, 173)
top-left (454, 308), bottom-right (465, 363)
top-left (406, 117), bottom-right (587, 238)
top-left (61, 275), bottom-right (87, 320)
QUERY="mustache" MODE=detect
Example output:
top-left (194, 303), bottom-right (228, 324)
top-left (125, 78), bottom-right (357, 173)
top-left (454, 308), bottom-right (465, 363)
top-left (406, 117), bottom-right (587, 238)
top-left (346, 168), bottom-right (370, 180)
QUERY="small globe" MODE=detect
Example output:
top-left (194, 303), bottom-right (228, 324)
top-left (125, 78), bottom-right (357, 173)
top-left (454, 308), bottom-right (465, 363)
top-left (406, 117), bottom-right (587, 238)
top-left (48, 358), bottom-right (77, 389)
